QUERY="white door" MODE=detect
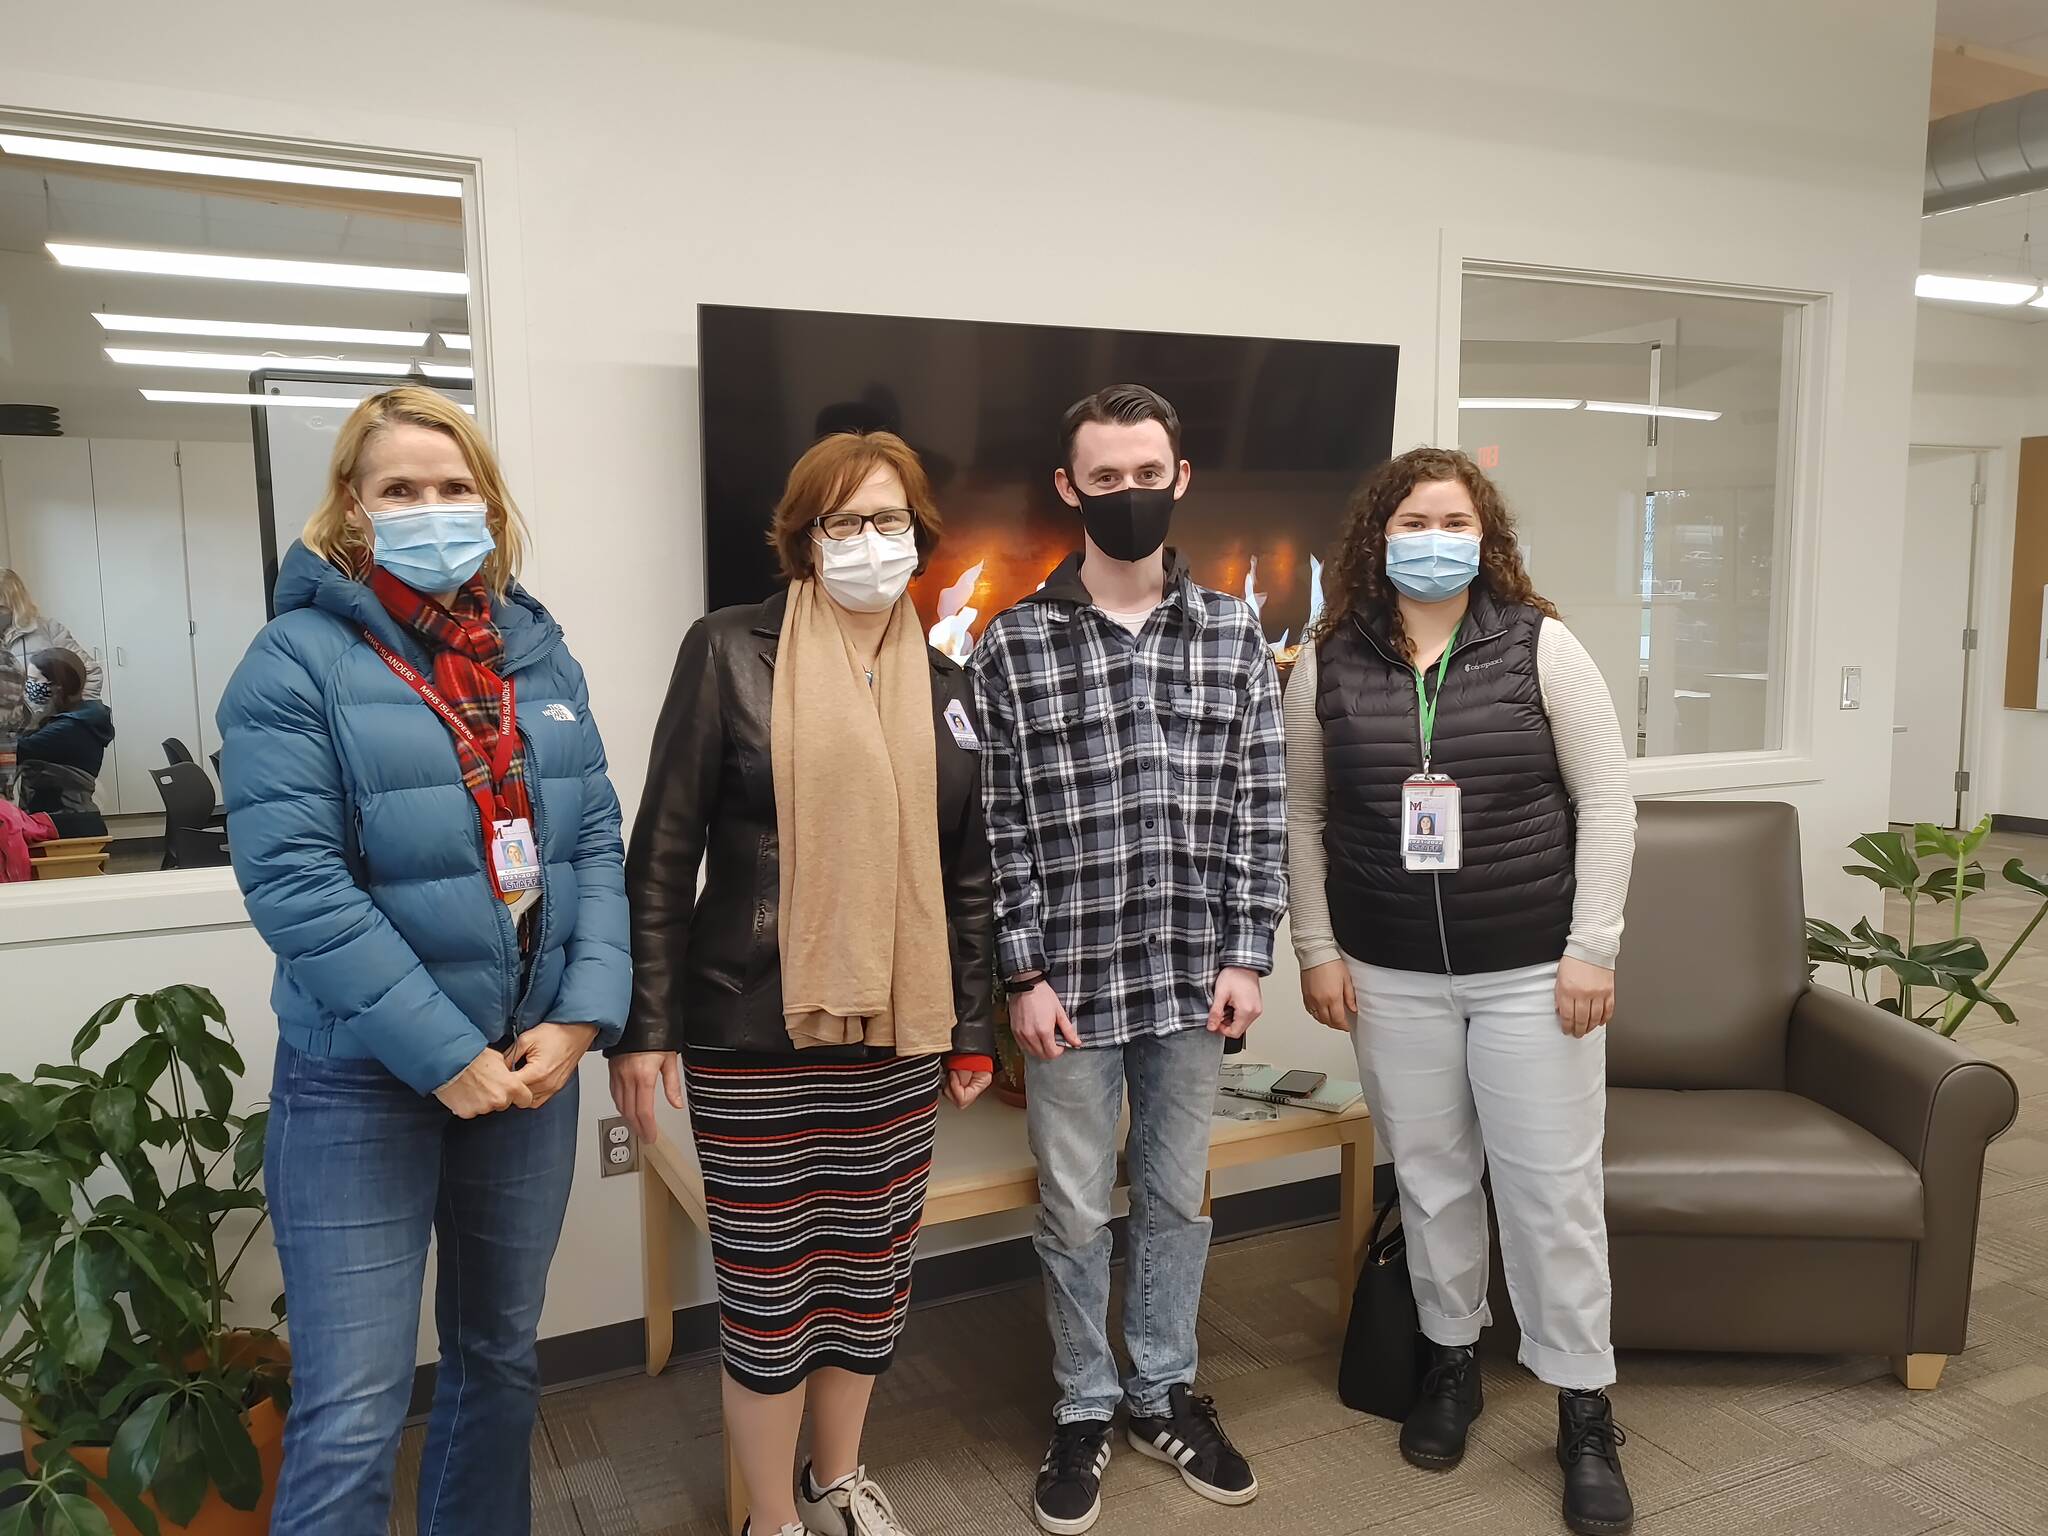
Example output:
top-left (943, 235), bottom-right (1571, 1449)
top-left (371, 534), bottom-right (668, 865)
top-left (89, 441), bottom-right (204, 816)
top-left (0, 437), bottom-right (119, 810)
top-left (1889, 447), bottom-right (1979, 828)
top-left (176, 442), bottom-right (266, 762)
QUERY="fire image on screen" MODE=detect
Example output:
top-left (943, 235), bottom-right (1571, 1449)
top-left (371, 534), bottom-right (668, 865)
top-left (698, 305), bottom-right (1399, 668)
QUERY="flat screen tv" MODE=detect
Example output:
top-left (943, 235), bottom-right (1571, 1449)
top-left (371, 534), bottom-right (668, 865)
top-left (699, 304), bottom-right (1400, 664)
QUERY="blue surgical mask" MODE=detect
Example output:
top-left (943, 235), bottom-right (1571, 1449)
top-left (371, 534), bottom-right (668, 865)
top-left (1385, 530), bottom-right (1481, 602)
top-left (365, 502), bottom-right (495, 592)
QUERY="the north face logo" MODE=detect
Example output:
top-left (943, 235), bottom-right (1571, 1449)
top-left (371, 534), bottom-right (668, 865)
top-left (543, 703), bottom-right (576, 722)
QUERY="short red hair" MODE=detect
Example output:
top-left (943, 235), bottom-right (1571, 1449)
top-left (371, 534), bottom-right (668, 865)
top-left (769, 431), bottom-right (942, 583)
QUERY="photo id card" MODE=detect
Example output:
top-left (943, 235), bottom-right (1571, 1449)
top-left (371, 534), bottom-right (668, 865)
top-left (943, 698), bottom-right (982, 751)
top-left (1400, 775), bottom-right (1462, 872)
top-left (491, 817), bottom-right (542, 895)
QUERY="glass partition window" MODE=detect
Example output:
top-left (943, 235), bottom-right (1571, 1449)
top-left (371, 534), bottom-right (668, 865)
top-left (1458, 271), bottom-right (1802, 759)
top-left (0, 122), bottom-right (475, 878)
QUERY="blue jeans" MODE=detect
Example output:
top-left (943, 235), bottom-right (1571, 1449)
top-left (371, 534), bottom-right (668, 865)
top-left (265, 1041), bottom-right (578, 1535)
top-left (1025, 1026), bottom-right (1223, 1423)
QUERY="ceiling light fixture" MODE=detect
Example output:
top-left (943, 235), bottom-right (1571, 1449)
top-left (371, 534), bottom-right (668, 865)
top-left (94, 313), bottom-right (430, 346)
top-left (1914, 273), bottom-right (2039, 306)
top-left (143, 388), bottom-right (474, 412)
top-left (439, 333), bottom-right (471, 350)
top-left (1, 133), bottom-right (460, 197)
top-left (50, 242), bottom-right (468, 295)
top-left (1584, 400), bottom-right (1724, 422)
top-left (1457, 397), bottom-right (1583, 410)
top-left (107, 346), bottom-right (473, 380)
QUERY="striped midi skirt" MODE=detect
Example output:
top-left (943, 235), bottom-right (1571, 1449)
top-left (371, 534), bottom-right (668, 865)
top-left (685, 1052), bottom-right (943, 1394)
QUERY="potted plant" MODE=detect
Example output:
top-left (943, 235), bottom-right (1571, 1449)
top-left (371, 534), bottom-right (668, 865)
top-left (0, 985), bottom-right (288, 1535)
top-left (1806, 818), bottom-right (2048, 1036)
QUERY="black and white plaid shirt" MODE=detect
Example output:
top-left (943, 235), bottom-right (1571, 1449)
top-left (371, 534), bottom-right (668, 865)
top-left (968, 552), bottom-right (1288, 1048)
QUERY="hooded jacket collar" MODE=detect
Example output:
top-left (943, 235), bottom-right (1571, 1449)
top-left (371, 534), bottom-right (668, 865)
top-left (273, 541), bottom-right (562, 676)
top-left (1020, 548), bottom-right (1206, 630)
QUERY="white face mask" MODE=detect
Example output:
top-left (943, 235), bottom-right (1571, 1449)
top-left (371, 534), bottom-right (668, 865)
top-left (814, 527), bottom-right (918, 614)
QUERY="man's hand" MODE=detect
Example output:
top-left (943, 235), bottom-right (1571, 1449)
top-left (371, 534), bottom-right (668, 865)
top-left (1208, 966), bottom-right (1264, 1039)
top-left (1010, 981), bottom-right (1080, 1060)
top-left (505, 1022), bottom-right (599, 1108)
top-left (434, 1047), bottom-right (535, 1119)
top-left (609, 1051), bottom-right (684, 1142)
top-left (946, 1068), bottom-right (994, 1109)
top-left (1300, 959), bottom-right (1357, 1033)
top-left (1555, 957), bottom-right (1616, 1038)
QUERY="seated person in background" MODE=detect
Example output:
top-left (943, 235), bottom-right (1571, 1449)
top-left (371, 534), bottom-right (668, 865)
top-left (17, 648), bottom-right (114, 837)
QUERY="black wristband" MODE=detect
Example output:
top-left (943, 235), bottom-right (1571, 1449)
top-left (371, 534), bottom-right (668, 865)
top-left (1004, 971), bottom-right (1047, 995)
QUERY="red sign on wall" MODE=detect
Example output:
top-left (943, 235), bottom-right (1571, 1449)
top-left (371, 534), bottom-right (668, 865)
top-left (1476, 444), bottom-right (1500, 469)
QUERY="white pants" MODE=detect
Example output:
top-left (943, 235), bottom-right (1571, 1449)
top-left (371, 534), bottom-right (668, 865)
top-left (1346, 956), bottom-right (1615, 1389)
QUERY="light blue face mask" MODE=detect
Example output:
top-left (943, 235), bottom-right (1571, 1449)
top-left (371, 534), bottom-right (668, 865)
top-left (1385, 529), bottom-right (1481, 603)
top-left (366, 502), bottom-right (495, 593)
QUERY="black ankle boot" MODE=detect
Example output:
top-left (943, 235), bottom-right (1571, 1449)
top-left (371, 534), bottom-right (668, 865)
top-left (1399, 1341), bottom-right (1483, 1470)
top-left (1557, 1390), bottom-right (1633, 1534)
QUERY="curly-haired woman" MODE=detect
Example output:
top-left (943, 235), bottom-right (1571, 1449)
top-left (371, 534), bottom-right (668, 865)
top-left (1283, 448), bottom-right (1637, 1536)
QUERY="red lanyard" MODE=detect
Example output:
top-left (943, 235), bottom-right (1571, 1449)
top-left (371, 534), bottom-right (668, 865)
top-left (361, 631), bottom-right (518, 819)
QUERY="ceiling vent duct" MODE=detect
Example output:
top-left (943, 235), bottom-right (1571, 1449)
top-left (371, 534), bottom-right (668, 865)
top-left (1926, 86), bottom-right (2048, 216)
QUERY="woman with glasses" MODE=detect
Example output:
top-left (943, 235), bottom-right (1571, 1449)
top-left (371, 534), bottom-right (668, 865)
top-left (610, 431), bottom-right (995, 1536)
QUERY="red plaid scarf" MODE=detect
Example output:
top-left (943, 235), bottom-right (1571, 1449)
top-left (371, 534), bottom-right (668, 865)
top-left (370, 568), bottom-right (532, 826)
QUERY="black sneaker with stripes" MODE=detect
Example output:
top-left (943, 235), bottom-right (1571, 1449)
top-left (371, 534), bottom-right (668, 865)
top-left (1034, 1418), bottom-right (1113, 1534)
top-left (1126, 1385), bottom-right (1258, 1506)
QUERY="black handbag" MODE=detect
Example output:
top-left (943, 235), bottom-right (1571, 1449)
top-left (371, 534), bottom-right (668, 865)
top-left (1337, 1195), bottom-right (1424, 1422)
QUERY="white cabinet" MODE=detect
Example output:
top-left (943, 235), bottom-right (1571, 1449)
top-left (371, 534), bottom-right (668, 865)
top-left (0, 438), bottom-right (119, 811)
top-left (91, 441), bottom-right (206, 815)
top-left (1, 435), bottom-right (263, 819)
top-left (176, 443), bottom-right (266, 763)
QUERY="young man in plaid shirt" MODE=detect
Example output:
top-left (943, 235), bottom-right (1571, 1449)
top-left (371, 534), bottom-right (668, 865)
top-left (969, 384), bottom-right (1287, 1534)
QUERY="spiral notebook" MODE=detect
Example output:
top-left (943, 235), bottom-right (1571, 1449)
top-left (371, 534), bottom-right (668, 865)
top-left (1217, 1063), bottom-right (1365, 1115)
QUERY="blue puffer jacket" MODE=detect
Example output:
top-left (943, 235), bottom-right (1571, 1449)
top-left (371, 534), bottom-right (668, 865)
top-left (218, 543), bottom-right (631, 1095)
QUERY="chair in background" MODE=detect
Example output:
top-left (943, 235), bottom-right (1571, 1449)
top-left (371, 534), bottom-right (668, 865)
top-left (149, 762), bottom-right (230, 870)
top-left (162, 737), bottom-right (195, 767)
top-left (1484, 800), bottom-right (2019, 1389)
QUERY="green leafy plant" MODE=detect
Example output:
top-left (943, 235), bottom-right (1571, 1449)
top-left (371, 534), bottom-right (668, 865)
top-left (1806, 818), bottom-right (2048, 1036)
top-left (0, 986), bottom-right (286, 1535)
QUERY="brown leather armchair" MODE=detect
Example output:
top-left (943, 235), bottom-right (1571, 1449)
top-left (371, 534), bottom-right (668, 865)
top-left (1489, 800), bottom-right (2019, 1387)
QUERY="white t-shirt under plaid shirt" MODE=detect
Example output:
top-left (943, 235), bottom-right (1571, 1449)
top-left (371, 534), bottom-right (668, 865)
top-left (968, 554), bottom-right (1288, 1048)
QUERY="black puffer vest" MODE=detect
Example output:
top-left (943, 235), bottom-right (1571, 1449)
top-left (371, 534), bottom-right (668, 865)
top-left (1316, 588), bottom-right (1574, 975)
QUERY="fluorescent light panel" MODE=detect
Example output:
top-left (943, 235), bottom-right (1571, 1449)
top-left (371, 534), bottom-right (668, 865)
top-left (1458, 397), bottom-right (1583, 410)
top-left (143, 388), bottom-right (475, 413)
top-left (93, 312), bottom-right (429, 346)
top-left (440, 333), bottom-right (471, 350)
top-left (1584, 400), bottom-right (1723, 422)
top-left (49, 242), bottom-right (468, 296)
top-left (1, 134), bottom-right (460, 197)
top-left (107, 346), bottom-right (472, 380)
top-left (1915, 272), bottom-right (2038, 306)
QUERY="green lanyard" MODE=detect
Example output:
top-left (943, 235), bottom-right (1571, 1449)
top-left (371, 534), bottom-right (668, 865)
top-left (1414, 622), bottom-right (1461, 770)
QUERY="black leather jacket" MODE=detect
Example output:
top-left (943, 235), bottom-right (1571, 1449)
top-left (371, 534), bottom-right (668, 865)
top-left (617, 590), bottom-right (995, 1058)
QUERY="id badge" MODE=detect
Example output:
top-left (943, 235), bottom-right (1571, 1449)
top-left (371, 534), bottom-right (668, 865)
top-left (943, 698), bottom-right (982, 751)
top-left (491, 817), bottom-right (542, 895)
top-left (1400, 775), bottom-right (1462, 872)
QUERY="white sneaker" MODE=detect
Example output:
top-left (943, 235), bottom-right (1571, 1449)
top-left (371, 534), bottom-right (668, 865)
top-left (740, 1523), bottom-right (806, 1536)
top-left (799, 1463), bottom-right (914, 1536)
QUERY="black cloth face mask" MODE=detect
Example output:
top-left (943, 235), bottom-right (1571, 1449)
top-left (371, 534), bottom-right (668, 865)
top-left (1073, 483), bottom-right (1177, 563)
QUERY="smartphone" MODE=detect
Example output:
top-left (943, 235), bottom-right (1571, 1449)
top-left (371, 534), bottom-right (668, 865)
top-left (1270, 1069), bottom-right (1327, 1099)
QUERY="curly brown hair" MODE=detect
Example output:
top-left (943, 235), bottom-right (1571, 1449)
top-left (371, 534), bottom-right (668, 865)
top-left (1318, 447), bottom-right (1556, 662)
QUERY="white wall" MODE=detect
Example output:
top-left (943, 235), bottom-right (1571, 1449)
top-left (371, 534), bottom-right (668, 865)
top-left (1907, 303), bottom-right (2048, 820)
top-left (0, 0), bottom-right (1937, 1437)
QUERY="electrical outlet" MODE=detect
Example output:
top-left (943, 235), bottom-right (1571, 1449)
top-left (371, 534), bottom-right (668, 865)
top-left (598, 1116), bottom-right (638, 1177)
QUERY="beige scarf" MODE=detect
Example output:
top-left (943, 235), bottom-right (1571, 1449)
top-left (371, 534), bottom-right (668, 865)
top-left (771, 578), bottom-right (955, 1054)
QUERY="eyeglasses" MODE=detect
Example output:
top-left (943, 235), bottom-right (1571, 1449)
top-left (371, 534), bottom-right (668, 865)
top-left (814, 507), bottom-right (915, 541)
